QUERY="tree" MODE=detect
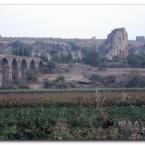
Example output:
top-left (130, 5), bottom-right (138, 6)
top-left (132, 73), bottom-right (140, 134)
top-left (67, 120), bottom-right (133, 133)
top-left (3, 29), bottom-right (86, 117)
top-left (51, 53), bottom-right (62, 63)
top-left (26, 71), bottom-right (37, 82)
top-left (126, 70), bottom-right (145, 87)
top-left (54, 76), bottom-right (65, 83)
top-left (43, 79), bottom-right (53, 88)
top-left (41, 61), bottom-right (56, 74)
top-left (61, 52), bottom-right (73, 63)
top-left (11, 41), bottom-right (32, 57)
top-left (82, 51), bottom-right (100, 67)
top-left (89, 74), bottom-right (102, 83)
top-left (127, 54), bottom-right (145, 68)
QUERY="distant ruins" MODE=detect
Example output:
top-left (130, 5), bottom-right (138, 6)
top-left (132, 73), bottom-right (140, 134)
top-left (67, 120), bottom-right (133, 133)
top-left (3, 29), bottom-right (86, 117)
top-left (100, 28), bottom-right (128, 60)
top-left (0, 27), bottom-right (144, 88)
top-left (0, 54), bottom-right (43, 88)
top-left (0, 28), bottom-right (135, 63)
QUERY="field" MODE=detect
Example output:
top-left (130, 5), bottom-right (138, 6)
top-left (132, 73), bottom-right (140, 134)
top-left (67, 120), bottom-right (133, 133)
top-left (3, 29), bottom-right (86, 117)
top-left (0, 88), bottom-right (145, 140)
top-left (0, 105), bottom-right (145, 140)
top-left (29, 63), bottom-right (145, 89)
top-left (0, 88), bottom-right (145, 106)
top-left (39, 63), bottom-right (145, 81)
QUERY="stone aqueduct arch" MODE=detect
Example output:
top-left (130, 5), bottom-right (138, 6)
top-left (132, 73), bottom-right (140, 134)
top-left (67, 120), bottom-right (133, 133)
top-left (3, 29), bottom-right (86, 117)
top-left (0, 54), bottom-right (43, 88)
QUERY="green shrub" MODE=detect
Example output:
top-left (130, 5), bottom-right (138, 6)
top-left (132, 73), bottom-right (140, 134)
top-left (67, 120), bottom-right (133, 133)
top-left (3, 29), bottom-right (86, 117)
top-left (82, 51), bottom-right (100, 67)
top-left (11, 41), bottom-right (32, 57)
top-left (43, 79), bottom-right (53, 89)
top-left (54, 76), bottom-right (65, 83)
top-left (27, 71), bottom-right (37, 82)
top-left (42, 61), bottom-right (56, 74)
top-left (126, 70), bottom-right (145, 88)
top-left (43, 76), bottom-right (71, 89)
top-left (127, 54), bottom-right (145, 68)
top-left (104, 75), bottom-right (116, 84)
top-left (89, 75), bottom-right (103, 83)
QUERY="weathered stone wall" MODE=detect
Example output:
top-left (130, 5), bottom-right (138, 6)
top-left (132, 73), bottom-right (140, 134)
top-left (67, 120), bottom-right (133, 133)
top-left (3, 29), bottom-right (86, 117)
top-left (99, 28), bottom-right (128, 60)
top-left (106, 28), bottom-right (128, 60)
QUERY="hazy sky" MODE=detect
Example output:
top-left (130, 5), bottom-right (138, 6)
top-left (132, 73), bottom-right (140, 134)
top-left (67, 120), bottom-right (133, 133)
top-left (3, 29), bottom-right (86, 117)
top-left (0, 5), bottom-right (145, 40)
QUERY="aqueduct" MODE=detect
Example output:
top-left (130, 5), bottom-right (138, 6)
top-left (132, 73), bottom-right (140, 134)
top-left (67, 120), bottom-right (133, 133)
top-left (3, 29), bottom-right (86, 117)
top-left (0, 54), bottom-right (43, 88)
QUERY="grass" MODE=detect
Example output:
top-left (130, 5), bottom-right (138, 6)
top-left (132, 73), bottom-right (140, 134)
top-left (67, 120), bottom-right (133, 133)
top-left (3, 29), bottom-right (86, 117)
top-left (0, 105), bottom-right (145, 140)
top-left (0, 88), bottom-right (145, 106)
top-left (0, 88), bottom-right (145, 140)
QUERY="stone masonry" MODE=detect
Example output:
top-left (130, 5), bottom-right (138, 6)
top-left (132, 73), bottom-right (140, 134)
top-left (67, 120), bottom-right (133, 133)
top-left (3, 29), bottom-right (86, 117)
top-left (0, 54), bottom-right (43, 88)
top-left (102, 28), bottom-right (128, 60)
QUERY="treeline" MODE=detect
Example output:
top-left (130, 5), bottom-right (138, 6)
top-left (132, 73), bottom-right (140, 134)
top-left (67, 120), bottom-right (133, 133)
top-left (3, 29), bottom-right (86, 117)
top-left (88, 70), bottom-right (145, 88)
top-left (83, 52), bottom-right (145, 69)
top-left (11, 41), bottom-right (32, 57)
top-left (10, 40), bottom-right (145, 69)
top-left (127, 53), bottom-right (145, 68)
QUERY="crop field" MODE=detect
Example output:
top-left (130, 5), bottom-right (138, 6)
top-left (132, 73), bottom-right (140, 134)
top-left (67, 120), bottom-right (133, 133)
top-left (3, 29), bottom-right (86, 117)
top-left (0, 88), bottom-right (145, 140)
top-left (0, 105), bottom-right (145, 140)
top-left (0, 88), bottom-right (145, 106)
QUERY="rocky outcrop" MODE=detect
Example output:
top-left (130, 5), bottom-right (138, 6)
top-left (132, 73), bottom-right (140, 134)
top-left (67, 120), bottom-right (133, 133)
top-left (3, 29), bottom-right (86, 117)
top-left (99, 28), bottom-right (128, 60)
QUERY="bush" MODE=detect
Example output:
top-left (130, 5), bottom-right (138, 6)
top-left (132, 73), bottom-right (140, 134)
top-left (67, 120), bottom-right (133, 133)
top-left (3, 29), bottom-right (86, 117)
top-left (11, 41), bottom-right (32, 57)
top-left (43, 76), bottom-right (71, 89)
top-left (127, 54), bottom-right (145, 68)
top-left (18, 84), bottom-right (30, 89)
top-left (104, 75), bottom-right (116, 84)
top-left (89, 75), bottom-right (103, 84)
top-left (41, 61), bottom-right (56, 74)
top-left (27, 71), bottom-right (38, 82)
top-left (54, 76), bottom-right (69, 89)
top-left (54, 76), bottom-right (65, 83)
top-left (43, 79), bottom-right (53, 89)
top-left (82, 51), bottom-right (100, 67)
top-left (39, 55), bottom-right (49, 62)
top-left (126, 70), bottom-right (145, 88)
top-left (61, 52), bottom-right (73, 63)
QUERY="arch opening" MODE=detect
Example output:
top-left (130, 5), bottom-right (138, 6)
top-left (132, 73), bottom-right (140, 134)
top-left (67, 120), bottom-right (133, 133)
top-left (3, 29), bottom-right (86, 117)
top-left (39, 61), bottom-right (44, 73)
top-left (21, 59), bottom-right (27, 80)
top-left (12, 59), bottom-right (18, 83)
top-left (1, 58), bottom-right (9, 87)
top-left (30, 60), bottom-right (35, 73)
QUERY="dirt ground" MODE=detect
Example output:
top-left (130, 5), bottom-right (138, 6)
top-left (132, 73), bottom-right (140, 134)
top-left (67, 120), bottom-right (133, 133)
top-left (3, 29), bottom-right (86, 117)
top-left (38, 63), bottom-right (145, 82)
top-left (1, 63), bottom-right (145, 89)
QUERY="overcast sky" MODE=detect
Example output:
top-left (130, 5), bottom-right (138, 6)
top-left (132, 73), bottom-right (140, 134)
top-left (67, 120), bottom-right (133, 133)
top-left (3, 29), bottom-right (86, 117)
top-left (0, 5), bottom-right (145, 40)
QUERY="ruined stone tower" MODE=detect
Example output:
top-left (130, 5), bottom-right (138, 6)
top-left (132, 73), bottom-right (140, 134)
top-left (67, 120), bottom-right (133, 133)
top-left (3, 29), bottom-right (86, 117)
top-left (100, 28), bottom-right (128, 60)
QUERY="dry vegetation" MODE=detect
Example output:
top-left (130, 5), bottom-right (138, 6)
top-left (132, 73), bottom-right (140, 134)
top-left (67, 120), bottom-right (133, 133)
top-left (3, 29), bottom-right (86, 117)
top-left (0, 89), bottom-right (145, 140)
top-left (39, 63), bottom-right (145, 82)
top-left (0, 89), bottom-right (145, 107)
